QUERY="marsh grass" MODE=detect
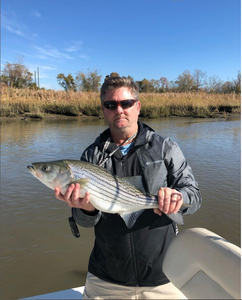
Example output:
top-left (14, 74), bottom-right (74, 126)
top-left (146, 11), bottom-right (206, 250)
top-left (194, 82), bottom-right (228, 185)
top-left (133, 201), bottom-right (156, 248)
top-left (1, 88), bottom-right (240, 118)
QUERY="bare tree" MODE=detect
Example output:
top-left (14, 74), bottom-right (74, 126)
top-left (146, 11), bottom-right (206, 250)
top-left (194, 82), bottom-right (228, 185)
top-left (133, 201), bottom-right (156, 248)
top-left (150, 79), bottom-right (160, 92)
top-left (205, 75), bottom-right (223, 93)
top-left (1, 55), bottom-right (33, 88)
top-left (193, 69), bottom-right (207, 92)
top-left (233, 71), bottom-right (241, 93)
top-left (159, 77), bottom-right (170, 92)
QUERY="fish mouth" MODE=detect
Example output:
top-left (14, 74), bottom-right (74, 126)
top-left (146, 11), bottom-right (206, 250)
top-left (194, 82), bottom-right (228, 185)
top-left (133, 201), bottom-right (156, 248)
top-left (27, 165), bottom-right (35, 173)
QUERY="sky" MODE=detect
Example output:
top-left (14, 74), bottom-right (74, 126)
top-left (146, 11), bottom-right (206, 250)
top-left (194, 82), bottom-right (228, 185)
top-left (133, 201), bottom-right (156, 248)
top-left (1, 0), bottom-right (241, 90)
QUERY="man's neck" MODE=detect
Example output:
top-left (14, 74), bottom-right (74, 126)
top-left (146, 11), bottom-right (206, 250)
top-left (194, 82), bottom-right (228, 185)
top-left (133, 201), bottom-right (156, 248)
top-left (110, 126), bottom-right (138, 146)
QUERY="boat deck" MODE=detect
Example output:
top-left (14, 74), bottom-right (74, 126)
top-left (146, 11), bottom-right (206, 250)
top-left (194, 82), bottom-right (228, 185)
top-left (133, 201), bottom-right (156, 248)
top-left (22, 286), bottom-right (84, 299)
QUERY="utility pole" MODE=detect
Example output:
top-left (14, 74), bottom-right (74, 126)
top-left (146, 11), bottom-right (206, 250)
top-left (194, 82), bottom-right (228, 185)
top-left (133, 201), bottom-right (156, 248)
top-left (37, 67), bottom-right (39, 88)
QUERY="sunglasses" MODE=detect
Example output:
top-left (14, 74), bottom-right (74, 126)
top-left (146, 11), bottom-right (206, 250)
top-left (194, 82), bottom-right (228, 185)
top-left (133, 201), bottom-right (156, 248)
top-left (103, 99), bottom-right (137, 110)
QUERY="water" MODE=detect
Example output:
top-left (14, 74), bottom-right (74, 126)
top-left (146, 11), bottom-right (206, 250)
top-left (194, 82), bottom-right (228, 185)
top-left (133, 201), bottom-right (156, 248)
top-left (0, 116), bottom-right (240, 299)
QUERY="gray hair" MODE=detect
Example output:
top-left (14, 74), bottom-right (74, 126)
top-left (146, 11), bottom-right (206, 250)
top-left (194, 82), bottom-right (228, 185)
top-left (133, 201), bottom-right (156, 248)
top-left (100, 76), bottom-right (139, 102)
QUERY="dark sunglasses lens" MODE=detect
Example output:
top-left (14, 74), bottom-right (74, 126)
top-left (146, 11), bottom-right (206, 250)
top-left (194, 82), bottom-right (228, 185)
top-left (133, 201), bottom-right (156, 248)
top-left (103, 100), bottom-right (136, 110)
top-left (103, 102), bottom-right (117, 110)
top-left (121, 100), bottom-right (134, 109)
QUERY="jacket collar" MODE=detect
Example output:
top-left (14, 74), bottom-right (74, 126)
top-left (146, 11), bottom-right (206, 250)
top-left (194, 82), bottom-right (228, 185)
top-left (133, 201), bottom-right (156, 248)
top-left (95, 121), bottom-right (155, 155)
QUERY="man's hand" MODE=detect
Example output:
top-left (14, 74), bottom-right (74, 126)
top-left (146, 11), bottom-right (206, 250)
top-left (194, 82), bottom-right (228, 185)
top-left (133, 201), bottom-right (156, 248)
top-left (54, 183), bottom-right (95, 212)
top-left (154, 187), bottom-right (183, 216)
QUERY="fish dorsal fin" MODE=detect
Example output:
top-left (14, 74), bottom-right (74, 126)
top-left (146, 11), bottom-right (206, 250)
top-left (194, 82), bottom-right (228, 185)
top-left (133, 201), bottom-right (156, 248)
top-left (122, 176), bottom-right (146, 194)
top-left (119, 210), bottom-right (144, 229)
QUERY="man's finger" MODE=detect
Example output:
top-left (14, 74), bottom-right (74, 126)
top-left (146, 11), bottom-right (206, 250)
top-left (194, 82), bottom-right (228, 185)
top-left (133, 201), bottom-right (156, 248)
top-left (173, 192), bottom-right (183, 213)
top-left (168, 193), bottom-right (178, 214)
top-left (154, 208), bottom-right (162, 216)
top-left (158, 188), bottom-right (165, 211)
top-left (54, 187), bottom-right (65, 202)
top-left (64, 184), bottom-right (75, 205)
top-left (72, 184), bottom-right (80, 203)
top-left (162, 189), bottom-right (172, 214)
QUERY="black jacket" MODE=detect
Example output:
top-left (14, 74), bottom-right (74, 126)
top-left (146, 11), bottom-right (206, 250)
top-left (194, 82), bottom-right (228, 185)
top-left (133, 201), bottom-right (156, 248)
top-left (72, 121), bottom-right (201, 286)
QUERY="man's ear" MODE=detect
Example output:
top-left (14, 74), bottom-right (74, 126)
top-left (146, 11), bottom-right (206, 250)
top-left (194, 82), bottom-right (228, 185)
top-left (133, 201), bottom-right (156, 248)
top-left (137, 101), bottom-right (141, 115)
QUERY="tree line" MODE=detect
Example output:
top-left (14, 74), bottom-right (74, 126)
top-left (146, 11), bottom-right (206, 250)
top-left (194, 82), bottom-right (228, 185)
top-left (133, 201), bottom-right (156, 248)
top-left (1, 58), bottom-right (241, 94)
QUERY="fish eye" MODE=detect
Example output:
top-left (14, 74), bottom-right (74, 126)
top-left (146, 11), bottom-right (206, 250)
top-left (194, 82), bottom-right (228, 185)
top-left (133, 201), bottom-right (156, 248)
top-left (41, 165), bottom-right (50, 172)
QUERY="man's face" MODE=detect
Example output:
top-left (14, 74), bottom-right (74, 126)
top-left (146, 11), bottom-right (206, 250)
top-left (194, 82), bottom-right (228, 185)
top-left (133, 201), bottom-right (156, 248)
top-left (101, 87), bottom-right (141, 132)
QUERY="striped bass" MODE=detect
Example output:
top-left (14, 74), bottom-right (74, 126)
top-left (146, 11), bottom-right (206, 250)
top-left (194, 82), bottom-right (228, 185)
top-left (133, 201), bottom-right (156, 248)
top-left (27, 160), bottom-right (185, 228)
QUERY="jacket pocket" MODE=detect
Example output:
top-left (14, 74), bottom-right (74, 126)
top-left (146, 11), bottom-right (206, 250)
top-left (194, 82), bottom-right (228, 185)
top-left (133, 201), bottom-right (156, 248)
top-left (142, 159), bottom-right (168, 195)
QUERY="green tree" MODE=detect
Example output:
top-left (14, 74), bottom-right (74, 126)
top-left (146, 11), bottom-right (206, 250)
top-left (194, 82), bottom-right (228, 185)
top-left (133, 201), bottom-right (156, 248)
top-left (104, 72), bottom-right (120, 81)
top-left (136, 79), bottom-right (155, 93)
top-left (57, 73), bottom-right (76, 91)
top-left (220, 73), bottom-right (241, 94)
top-left (221, 81), bottom-right (234, 94)
top-left (175, 70), bottom-right (194, 92)
top-left (76, 70), bottom-right (102, 92)
top-left (0, 74), bottom-right (10, 87)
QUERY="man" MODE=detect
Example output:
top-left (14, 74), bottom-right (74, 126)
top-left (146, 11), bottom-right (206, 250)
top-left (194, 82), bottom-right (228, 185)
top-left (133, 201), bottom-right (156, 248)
top-left (55, 76), bottom-right (202, 299)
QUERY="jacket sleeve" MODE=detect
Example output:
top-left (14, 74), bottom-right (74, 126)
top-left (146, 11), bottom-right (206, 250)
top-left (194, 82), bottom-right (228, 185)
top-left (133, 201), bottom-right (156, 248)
top-left (72, 207), bottom-right (102, 228)
top-left (71, 144), bottom-right (102, 228)
top-left (163, 138), bottom-right (202, 215)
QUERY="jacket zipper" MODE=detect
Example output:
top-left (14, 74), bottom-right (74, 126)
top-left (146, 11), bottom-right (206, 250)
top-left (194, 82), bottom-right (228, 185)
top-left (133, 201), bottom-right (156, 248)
top-left (122, 154), bottom-right (139, 285)
top-left (130, 231), bottom-right (139, 286)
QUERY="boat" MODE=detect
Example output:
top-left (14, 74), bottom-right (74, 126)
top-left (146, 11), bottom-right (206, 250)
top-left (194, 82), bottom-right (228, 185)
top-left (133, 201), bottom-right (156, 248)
top-left (22, 228), bottom-right (241, 299)
top-left (22, 286), bottom-right (85, 299)
top-left (163, 228), bottom-right (241, 299)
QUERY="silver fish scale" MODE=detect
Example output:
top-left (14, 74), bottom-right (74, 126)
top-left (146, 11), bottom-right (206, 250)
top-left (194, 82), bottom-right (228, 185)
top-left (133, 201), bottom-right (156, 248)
top-left (68, 162), bottom-right (157, 208)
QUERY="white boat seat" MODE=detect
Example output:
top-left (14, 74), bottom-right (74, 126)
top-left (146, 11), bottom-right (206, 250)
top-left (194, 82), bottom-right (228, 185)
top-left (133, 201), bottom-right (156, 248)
top-left (162, 227), bottom-right (241, 299)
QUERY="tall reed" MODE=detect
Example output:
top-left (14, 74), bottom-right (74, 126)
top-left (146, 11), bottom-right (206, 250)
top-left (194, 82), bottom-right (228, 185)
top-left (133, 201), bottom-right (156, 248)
top-left (1, 87), bottom-right (240, 118)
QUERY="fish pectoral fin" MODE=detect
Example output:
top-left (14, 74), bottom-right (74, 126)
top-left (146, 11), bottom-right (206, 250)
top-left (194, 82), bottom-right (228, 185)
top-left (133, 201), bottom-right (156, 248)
top-left (71, 178), bottom-right (90, 188)
top-left (122, 176), bottom-right (147, 194)
top-left (119, 210), bottom-right (145, 229)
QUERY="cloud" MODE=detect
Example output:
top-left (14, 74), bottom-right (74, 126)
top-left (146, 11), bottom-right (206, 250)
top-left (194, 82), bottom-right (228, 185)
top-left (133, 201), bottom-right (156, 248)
top-left (80, 54), bottom-right (90, 61)
top-left (34, 46), bottom-right (73, 60)
top-left (65, 41), bottom-right (83, 52)
top-left (3, 24), bottom-right (26, 38)
top-left (29, 64), bottom-right (57, 72)
top-left (31, 11), bottom-right (41, 18)
top-left (1, 11), bottom-right (35, 41)
top-left (40, 66), bottom-right (57, 71)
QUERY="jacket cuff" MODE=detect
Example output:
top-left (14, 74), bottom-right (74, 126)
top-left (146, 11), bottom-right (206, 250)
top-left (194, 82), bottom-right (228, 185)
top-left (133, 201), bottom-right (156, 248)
top-left (72, 208), bottom-right (101, 227)
top-left (80, 208), bottom-right (99, 216)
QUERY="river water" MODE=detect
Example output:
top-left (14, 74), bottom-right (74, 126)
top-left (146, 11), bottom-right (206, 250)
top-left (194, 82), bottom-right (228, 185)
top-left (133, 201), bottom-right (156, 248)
top-left (0, 116), bottom-right (241, 299)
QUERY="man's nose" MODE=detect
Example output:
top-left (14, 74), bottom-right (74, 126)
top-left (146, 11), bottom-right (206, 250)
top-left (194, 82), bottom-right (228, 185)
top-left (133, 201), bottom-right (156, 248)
top-left (116, 103), bottom-right (124, 113)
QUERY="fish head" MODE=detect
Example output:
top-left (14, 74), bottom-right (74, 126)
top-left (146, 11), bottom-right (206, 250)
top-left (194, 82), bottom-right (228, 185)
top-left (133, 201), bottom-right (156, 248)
top-left (27, 160), bottom-right (71, 191)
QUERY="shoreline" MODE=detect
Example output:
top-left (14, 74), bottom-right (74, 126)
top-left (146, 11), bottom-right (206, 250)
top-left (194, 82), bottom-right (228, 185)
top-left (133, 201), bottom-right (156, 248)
top-left (1, 111), bottom-right (240, 123)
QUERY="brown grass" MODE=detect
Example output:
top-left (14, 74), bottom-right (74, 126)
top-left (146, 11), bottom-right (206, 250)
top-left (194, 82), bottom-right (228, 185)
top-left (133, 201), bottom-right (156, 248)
top-left (1, 87), bottom-right (240, 118)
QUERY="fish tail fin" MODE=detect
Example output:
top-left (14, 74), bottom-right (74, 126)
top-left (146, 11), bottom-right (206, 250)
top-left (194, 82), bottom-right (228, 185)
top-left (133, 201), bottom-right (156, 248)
top-left (167, 211), bottom-right (184, 225)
